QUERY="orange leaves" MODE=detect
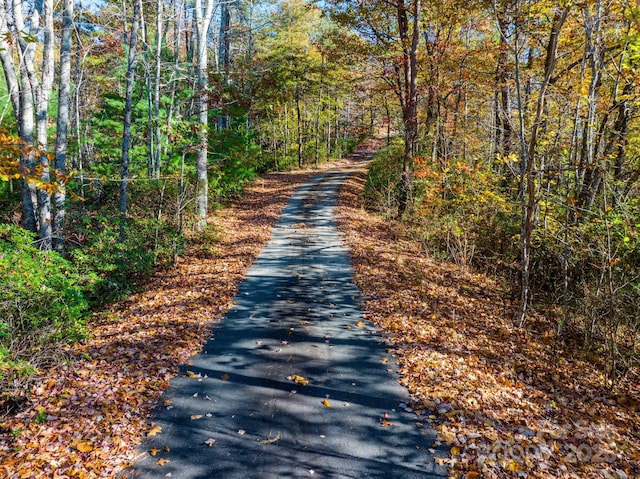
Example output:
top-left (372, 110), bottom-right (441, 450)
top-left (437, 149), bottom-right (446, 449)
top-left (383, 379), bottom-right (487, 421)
top-left (334, 163), bottom-right (640, 479)
top-left (74, 440), bottom-right (94, 453)
top-left (321, 399), bottom-right (332, 408)
top-left (147, 425), bottom-right (162, 437)
top-left (0, 166), bottom-right (331, 478)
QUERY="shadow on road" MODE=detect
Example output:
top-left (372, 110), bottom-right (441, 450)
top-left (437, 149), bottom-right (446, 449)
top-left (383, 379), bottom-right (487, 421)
top-left (124, 158), bottom-right (447, 478)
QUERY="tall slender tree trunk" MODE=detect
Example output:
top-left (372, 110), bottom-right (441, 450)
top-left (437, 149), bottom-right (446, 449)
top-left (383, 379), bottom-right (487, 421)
top-left (10, 0), bottom-right (39, 232)
top-left (0, 1), bottom-right (20, 123)
top-left (517, 7), bottom-right (568, 327)
top-left (296, 91), bottom-right (303, 168)
top-left (53, 0), bottom-right (74, 252)
top-left (194, 0), bottom-right (214, 230)
top-left (153, 0), bottom-right (163, 177)
top-left (217, 0), bottom-right (231, 130)
top-left (577, 0), bottom-right (604, 208)
top-left (35, 0), bottom-right (55, 249)
top-left (396, 0), bottom-right (421, 217)
top-left (120, 0), bottom-right (141, 243)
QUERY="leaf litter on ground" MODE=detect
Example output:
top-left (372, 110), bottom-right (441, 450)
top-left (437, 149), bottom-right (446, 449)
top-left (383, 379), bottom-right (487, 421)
top-left (0, 158), bottom-right (356, 478)
top-left (335, 147), bottom-right (640, 479)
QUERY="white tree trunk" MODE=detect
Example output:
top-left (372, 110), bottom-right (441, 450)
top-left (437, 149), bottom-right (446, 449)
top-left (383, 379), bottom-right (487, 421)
top-left (12, 0), bottom-right (39, 233)
top-left (194, 0), bottom-right (214, 230)
top-left (153, 0), bottom-right (164, 177)
top-left (53, 0), bottom-right (74, 251)
top-left (35, 0), bottom-right (55, 249)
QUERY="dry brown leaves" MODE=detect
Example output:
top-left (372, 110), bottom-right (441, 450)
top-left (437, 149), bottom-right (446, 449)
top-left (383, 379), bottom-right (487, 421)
top-left (0, 164), bottom-right (340, 478)
top-left (335, 160), bottom-right (640, 479)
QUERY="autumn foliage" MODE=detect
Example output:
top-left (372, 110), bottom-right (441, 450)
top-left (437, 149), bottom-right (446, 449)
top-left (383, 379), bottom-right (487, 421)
top-left (337, 151), bottom-right (640, 479)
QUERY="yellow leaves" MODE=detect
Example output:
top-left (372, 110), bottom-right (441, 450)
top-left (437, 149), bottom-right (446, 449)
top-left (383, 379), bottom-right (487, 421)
top-left (355, 321), bottom-right (365, 328)
top-left (67, 468), bottom-right (89, 479)
top-left (147, 425), bottom-right (162, 437)
top-left (380, 419), bottom-right (393, 427)
top-left (156, 458), bottom-right (170, 466)
top-left (186, 370), bottom-right (199, 378)
top-left (288, 374), bottom-right (309, 386)
top-left (437, 426), bottom-right (457, 445)
top-left (75, 441), bottom-right (93, 453)
top-left (149, 448), bottom-right (161, 456)
top-left (504, 459), bottom-right (523, 473)
top-left (321, 399), bottom-right (332, 408)
top-left (450, 446), bottom-right (461, 456)
top-left (380, 357), bottom-right (388, 364)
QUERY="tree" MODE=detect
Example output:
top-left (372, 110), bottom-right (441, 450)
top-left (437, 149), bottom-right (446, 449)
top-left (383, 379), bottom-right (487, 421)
top-left (52, 0), bottom-right (74, 251)
top-left (329, 0), bottom-right (421, 215)
top-left (120, 0), bottom-right (141, 242)
top-left (194, 0), bottom-right (215, 230)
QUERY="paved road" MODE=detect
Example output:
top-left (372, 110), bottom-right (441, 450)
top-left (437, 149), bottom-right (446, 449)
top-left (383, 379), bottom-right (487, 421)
top-left (126, 151), bottom-right (447, 478)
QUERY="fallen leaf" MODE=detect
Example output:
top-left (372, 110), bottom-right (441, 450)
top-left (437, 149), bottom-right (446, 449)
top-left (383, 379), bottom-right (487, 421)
top-left (186, 370), bottom-right (198, 378)
top-left (380, 419), bottom-right (393, 427)
top-left (288, 374), bottom-right (309, 386)
top-left (465, 472), bottom-right (480, 479)
top-left (322, 399), bottom-right (332, 408)
top-left (147, 425), bottom-right (162, 437)
top-left (380, 357), bottom-right (388, 364)
top-left (190, 415), bottom-right (203, 421)
top-left (156, 458), bottom-right (170, 466)
top-left (220, 373), bottom-right (230, 381)
top-left (204, 438), bottom-right (216, 447)
top-left (75, 441), bottom-right (93, 453)
top-left (505, 460), bottom-right (522, 472)
top-left (451, 446), bottom-right (461, 456)
top-left (149, 448), bottom-right (161, 456)
top-left (356, 321), bottom-right (365, 327)
top-left (237, 429), bottom-right (246, 435)
top-left (259, 434), bottom-right (281, 444)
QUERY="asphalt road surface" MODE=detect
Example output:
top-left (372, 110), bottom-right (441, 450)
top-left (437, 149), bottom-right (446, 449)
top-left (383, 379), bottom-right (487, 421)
top-left (125, 151), bottom-right (447, 479)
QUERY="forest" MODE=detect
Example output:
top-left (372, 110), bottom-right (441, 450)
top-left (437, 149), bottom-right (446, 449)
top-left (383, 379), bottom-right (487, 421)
top-left (0, 0), bottom-right (639, 477)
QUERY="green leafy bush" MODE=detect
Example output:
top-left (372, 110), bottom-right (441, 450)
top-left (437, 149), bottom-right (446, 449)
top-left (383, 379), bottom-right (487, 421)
top-left (0, 225), bottom-right (89, 398)
top-left (70, 218), bottom-right (158, 306)
top-left (362, 139), bottom-right (404, 218)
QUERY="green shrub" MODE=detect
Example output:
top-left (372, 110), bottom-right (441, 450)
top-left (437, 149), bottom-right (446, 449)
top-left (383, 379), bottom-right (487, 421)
top-left (70, 218), bottom-right (158, 306)
top-left (0, 225), bottom-right (89, 398)
top-left (362, 139), bottom-right (404, 218)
